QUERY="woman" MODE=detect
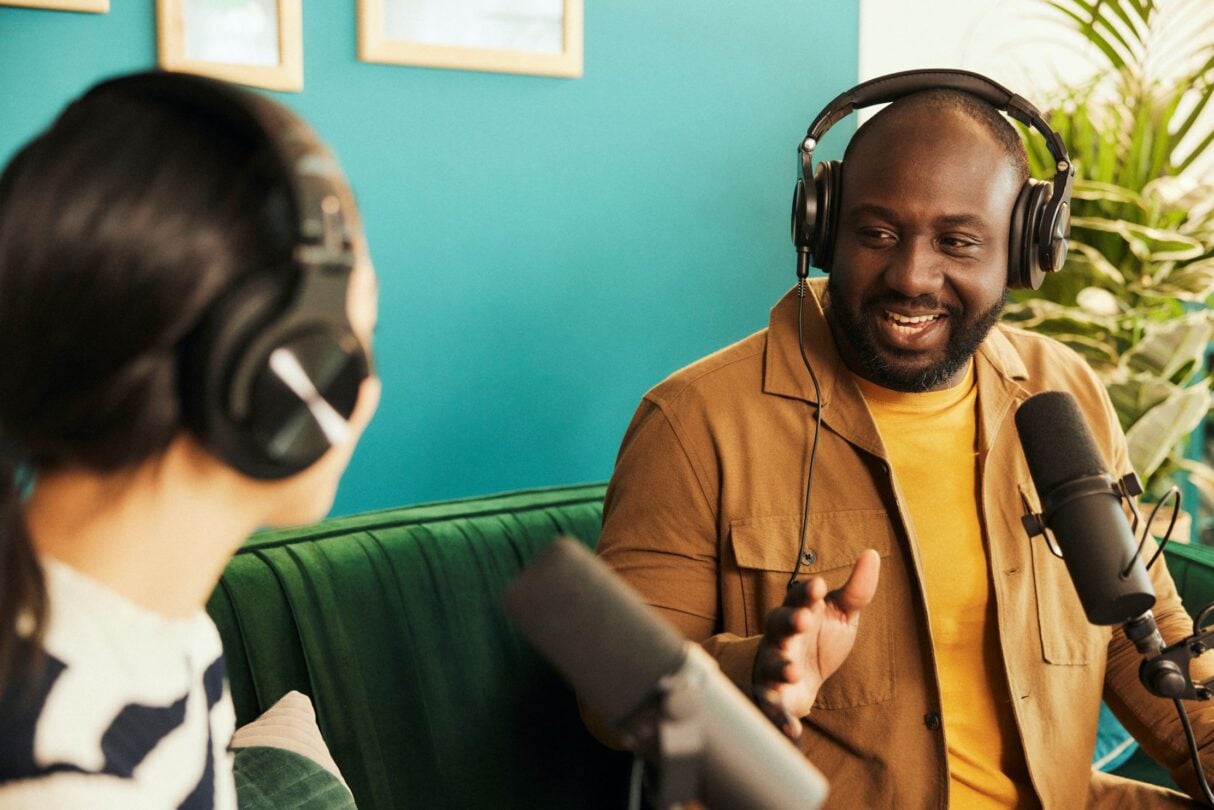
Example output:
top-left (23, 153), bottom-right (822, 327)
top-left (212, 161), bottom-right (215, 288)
top-left (0, 71), bottom-right (380, 807)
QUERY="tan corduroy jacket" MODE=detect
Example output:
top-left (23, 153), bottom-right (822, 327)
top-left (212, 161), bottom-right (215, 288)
top-left (597, 280), bottom-right (1213, 809)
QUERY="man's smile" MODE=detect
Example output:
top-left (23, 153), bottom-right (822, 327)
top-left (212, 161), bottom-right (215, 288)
top-left (875, 307), bottom-right (949, 349)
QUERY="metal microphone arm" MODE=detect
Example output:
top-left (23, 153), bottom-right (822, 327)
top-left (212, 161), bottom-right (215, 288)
top-left (1130, 607), bottom-right (1214, 807)
top-left (1136, 619), bottom-right (1214, 701)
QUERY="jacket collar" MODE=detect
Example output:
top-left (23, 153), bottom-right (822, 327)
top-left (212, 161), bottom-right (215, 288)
top-left (762, 279), bottom-right (844, 407)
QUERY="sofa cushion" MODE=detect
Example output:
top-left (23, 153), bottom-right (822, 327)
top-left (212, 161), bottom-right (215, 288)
top-left (234, 747), bottom-right (356, 810)
top-left (231, 690), bottom-right (350, 791)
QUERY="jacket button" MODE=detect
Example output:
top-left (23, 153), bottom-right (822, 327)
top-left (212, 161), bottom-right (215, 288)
top-left (800, 550), bottom-right (817, 566)
top-left (924, 713), bottom-right (941, 731)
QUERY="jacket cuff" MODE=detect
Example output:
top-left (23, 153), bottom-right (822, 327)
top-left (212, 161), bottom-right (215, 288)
top-left (702, 633), bottom-right (764, 694)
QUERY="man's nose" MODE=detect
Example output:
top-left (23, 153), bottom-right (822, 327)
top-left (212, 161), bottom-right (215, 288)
top-left (883, 237), bottom-right (944, 298)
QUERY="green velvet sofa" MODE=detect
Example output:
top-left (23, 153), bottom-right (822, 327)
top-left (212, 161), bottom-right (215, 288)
top-left (206, 483), bottom-right (631, 810)
top-left (206, 482), bottom-right (1214, 808)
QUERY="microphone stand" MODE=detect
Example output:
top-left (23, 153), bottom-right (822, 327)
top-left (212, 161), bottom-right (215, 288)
top-left (622, 649), bottom-right (711, 809)
top-left (619, 645), bottom-right (827, 810)
top-left (1128, 608), bottom-right (1214, 807)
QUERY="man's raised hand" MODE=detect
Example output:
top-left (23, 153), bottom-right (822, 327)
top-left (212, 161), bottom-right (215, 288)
top-left (752, 549), bottom-right (881, 739)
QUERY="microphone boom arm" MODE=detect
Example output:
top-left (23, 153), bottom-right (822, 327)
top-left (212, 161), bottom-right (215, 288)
top-left (1138, 625), bottom-right (1214, 701)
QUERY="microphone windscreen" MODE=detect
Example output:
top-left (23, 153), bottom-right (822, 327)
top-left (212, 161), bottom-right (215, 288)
top-left (502, 537), bottom-right (686, 725)
top-left (1014, 391), bottom-right (1108, 495)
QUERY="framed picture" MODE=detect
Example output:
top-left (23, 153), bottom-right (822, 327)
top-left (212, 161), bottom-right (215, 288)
top-left (0, 0), bottom-right (108, 10)
top-left (358, 0), bottom-right (583, 79)
top-left (156, 0), bottom-right (303, 92)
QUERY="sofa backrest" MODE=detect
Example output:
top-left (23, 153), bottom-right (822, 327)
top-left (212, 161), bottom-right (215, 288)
top-left (1163, 542), bottom-right (1214, 618)
top-left (206, 483), bottom-right (631, 810)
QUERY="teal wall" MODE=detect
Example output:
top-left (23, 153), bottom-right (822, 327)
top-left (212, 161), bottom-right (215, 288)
top-left (0, 2), bottom-right (858, 515)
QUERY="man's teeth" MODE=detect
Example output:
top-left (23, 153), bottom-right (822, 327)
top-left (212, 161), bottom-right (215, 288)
top-left (885, 311), bottom-right (940, 326)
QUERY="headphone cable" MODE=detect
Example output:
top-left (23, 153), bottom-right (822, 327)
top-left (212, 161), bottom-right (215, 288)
top-left (788, 278), bottom-right (825, 590)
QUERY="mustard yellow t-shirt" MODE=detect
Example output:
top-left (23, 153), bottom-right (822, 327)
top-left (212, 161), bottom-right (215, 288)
top-left (855, 363), bottom-right (1034, 808)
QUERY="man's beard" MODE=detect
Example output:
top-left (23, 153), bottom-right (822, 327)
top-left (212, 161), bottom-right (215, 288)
top-left (825, 276), bottom-right (1007, 393)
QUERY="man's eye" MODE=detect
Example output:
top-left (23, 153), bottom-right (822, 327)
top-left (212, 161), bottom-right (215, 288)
top-left (940, 236), bottom-right (980, 252)
top-left (858, 228), bottom-right (895, 245)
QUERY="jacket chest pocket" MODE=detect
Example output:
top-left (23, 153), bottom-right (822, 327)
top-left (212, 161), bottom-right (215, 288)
top-left (1021, 483), bottom-right (1100, 666)
top-left (729, 511), bottom-right (895, 709)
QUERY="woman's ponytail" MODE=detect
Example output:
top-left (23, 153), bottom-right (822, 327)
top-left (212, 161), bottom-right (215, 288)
top-left (0, 457), bottom-right (45, 702)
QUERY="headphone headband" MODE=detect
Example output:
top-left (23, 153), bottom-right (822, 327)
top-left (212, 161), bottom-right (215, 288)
top-left (804, 69), bottom-right (1067, 165)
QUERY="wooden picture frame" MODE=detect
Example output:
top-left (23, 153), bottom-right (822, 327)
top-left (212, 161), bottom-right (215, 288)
top-left (358, 0), bottom-right (583, 79)
top-left (156, 0), bottom-right (303, 92)
top-left (0, 0), bottom-right (108, 11)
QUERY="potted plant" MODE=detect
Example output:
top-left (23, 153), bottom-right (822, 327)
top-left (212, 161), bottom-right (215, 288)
top-left (1002, 0), bottom-right (1214, 538)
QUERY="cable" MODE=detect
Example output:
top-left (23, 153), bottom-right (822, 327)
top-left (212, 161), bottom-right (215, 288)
top-left (627, 752), bottom-right (644, 810)
top-left (788, 278), bottom-right (825, 590)
top-left (1139, 487), bottom-right (1181, 573)
top-left (1172, 696), bottom-right (1214, 806)
top-left (1195, 603), bottom-right (1214, 636)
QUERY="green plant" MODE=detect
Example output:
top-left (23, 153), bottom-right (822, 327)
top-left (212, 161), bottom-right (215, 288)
top-left (1002, 0), bottom-right (1214, 506)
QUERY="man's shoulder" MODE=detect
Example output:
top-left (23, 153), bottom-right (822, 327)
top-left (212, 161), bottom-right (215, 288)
top-left (989, 321), bottom-right (1109, 403)
top-left (644, 328), bottom-right (768, 412)
top-left (993, 321), bottom-right (1101, 372)
top-left (993, 321), bottom-right (1088, 363)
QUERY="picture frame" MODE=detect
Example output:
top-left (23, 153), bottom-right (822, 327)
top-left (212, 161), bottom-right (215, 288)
top-left (0, 0), bottom-right (108, 11)
top-left (156, 0), bottom-right (303, 93)
top-left (358, 0), bottom-right (583, 79)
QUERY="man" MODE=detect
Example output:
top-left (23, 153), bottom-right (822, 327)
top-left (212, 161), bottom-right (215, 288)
top-left (595, 86), bottom-right (1213, 807)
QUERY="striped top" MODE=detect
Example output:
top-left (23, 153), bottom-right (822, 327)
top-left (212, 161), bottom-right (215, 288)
top-left (0, 558), bottom-right (236, 809)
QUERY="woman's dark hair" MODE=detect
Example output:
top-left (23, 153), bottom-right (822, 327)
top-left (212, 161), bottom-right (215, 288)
top-left (0, 74), bottom-right (294, 691)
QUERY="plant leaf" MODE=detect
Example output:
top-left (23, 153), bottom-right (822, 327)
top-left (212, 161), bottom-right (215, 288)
top-left (1072, 180), bottom-right (1147, 208)
top-left (1125, 378), bottom-right (1212, 482)
top-left (1068, 240), bottom-right (1128, 285)
top-left (1151, 257), bottom-right (1214, 301)
top-left (1071, 216), bottom-right (1206, 262)
top-left (1123, 312), bottom-right (1213, 382)
top-left (1044, 1), bottom-right (1131, 69)
top-left (1177, 458), bottom-right (1214, 515)
top-left (1107, 373), bottom-right (1177, 432)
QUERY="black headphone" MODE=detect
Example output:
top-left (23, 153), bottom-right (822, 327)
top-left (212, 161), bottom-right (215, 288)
top-left (83, 71), bottom-right (371, 480)
top-left (790, 68), bottom-right (1075, 291)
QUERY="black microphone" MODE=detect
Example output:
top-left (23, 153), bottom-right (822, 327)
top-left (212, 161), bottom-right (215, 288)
top-left (1014, 391), bottom-right (1156, 626)
top-left (503, 537), bottom-right (829, 810)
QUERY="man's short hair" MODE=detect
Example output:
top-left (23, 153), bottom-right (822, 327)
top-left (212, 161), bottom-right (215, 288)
top-left (843, 88), bottom-right (1030, 184)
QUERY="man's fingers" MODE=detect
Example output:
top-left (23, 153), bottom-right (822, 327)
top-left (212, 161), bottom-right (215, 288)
top-left (785, 575), bottom-right (828, 608)
top-left (755, 642), bottom-right (800, 683)
top-left (764, 604), bottom-right (812, 638)
top-left (753, 687), bottom-right (802, 741)
top-left (827, 549), bottom-right (881, 615)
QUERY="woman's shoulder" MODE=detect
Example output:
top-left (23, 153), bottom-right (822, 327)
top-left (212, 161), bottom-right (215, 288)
top-left (0, 559), bottom-right (235, 808)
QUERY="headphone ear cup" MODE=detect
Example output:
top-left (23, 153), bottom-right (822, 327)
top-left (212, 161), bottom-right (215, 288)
top-left (1041, 189), bottom-right (1070, 276)
top-left (791, 178), bottom-right (813, 250)
top-left (1008, 180), bottom-right (1050, 290)
top-left (243, 329), bottom-right (366, 473)
top-left (179, 273), bottom-right (284, 472)
top-left (811, 160), bottom-right (843, 272)
top-left (179, 272), bottom-right (368, 480)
